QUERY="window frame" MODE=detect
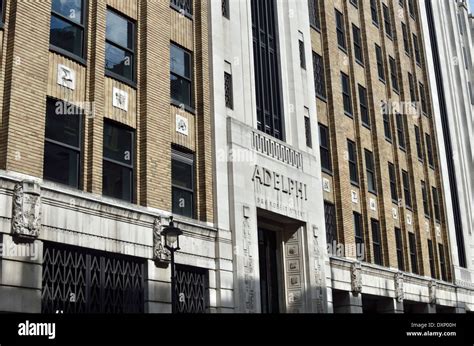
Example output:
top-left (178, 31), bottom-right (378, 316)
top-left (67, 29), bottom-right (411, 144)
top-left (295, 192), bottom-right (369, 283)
top-left (170, 42), bottom-right (194, 112)
top-left (428, 239), bottom-right (436, 278)
top-left (414, 125), bottom-right (423, 161)
top-left (313, 51), bottom-right (327, 100)
top-left (43, 97), bottom-right (83, 189)
top-left (388, 162), bottom-right (398, 203)
top-left (325, 202), bottom-right (337, 246)
top-left (170, 0), bottom-right (193, 18)
top-left (335, 9), bottom-right (347, 52)
top-left (348, 139), bottom-right (359, 185)
top-left (354, 212), bottom-right (364, 258)
top-left (341, 72), bottom-right (353, 116)
top-left (383, 108), bottom-right (392, 142)
top-left (396, 113), bottom-right (406, 150)
top-left (408, 232), bottom-right (418, 274)
top-left (382, 3), bottom-right (393, 39)
top-left (395, 228), bottom-right (405, 271)
top-left (352, 24), bottom-right (364, 66)
top-left (421, 180), bottom-right (430, 218)
top-left (49, 0), bottom-right (87, 64)
top-left (102, 120), bottom-right (135, 203)
top-left (439, 244), bottom-right (447, 281)
top-left (389, 56), bottom-right (399, 93)
top-left (432, 186), bottom-right (441, 223)
top-left (358, 84), bottom-right (370, 128)
top-left (371, 219), bottom-right (383, 266)
top-left (375, 44), bottom-right (385, 82)
top-left (224, 71), bottom-right (233, 110)
top-left (365, 149), bottom-right (377, 194)
top-left (402, 22), bottom-right (410, 55)
top-left (402, 169), bottom-right (412, 209)
top-left (319, 123), bottom-right (332, 174)
top-left (308, 0), bottom-right (321, 31)
top-left (425, 133), bottom-right (434, 168)
top-left (104, 7), bottom-right (137, 86)
top-left (370, 0), bottom-right (379, 26)
top-left (172, 148), bottom-right (196, 219)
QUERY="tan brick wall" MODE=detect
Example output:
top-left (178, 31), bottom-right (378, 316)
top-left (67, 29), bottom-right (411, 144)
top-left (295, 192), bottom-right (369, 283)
top-left (0, 0), bottom-right (214, 223)
top-left (312, 0), bottom-right (451, 280)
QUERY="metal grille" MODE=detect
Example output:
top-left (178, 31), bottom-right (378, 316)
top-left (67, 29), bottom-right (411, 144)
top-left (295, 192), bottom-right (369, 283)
top-left (42, 243), bottom-right (145, 313)
top-left (170, 0), bottom-right (193, 16)
top-left (224, 72), bottom-right (233, 109)
top-left (324, 202), bottom-right (337, 246)
top-left (174, 264), bottom-right (209, 313)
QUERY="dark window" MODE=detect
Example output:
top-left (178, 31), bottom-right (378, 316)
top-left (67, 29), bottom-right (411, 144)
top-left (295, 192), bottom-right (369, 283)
top-left (354, 212), bottom-right (364, 254)
top-left (389, 56), bottom-right (399, 92)
top-left (415, 125), bottom-right (423, 160)
top-left (319, 124), bottom-right (332, 173)
top-left (252, 0), bottom-right (284, 140)
top-left (325, 202), bottom-right (337, 246)
top-left (383, 4), bottom-right (393, 38)
top-left (353, 25), bottom-right (363, 65)
top-left (335, 10), bottom-right (347, 51)
top-left (370, 0), bottom-right (379, 26)
top-left (105, 9), bottom-right (135, 83)
top-left (299, 39), bottom-right (306, 69)
top-left (103, 121), bottom-right (134, 202)
top-left (305, 114), bottom-right (312, 148)
top-left (408, 0), bottom-right (415, 19)
top-left (408, 232), bottom-right (418, 274)
top-left (428, 239), bottom-right (436, 278)
top-left (350, 0), bottom-right (358, 8)
top-left (308, 0), bottom-right (321, 30)
top-left (43, 98), bottom-right (81, 188)
top-left (50, 0), bottom-right (85, 60)
top-left (313, 52), bottom-right (327, 99)
top-left (224, 72), bottom-right (233, 109)
top-left (365, 149), bottom-right (377, 194)
top-left (341, 72), bottom-right (352, 115)
top-left (371, 219), bottom-right (383, 265)
top-left (432, 186), bottom-right (441, 223)
top-left (421, 181), bottom-right (430, 217)
top-left (171, 43), bottom-right (193, 109)
top-left (402, 170), bottom-right (411, 209)
top-left (388, 162), bottom-right (398, 202)
top-left (396, 113), bottom-right (406, 150)
top-left (402, 22), bottom-right (410, 54)
top-left (438, 244), bottom-right (447, 281)
top-left (170, 0), bottom-right (193, 16)
top-left (425, 133), bottom-right (434, 167)
top-left (222, 0), bottom-right (230, 18)
top-left (395, 228), bottom-right (405, 271)
top-left (413, 34), bottom-right (421, 65)
top-left (383, 108), bottom-right (392, 141)
top-left (408, 73), bottom-right (416, 105)
top-left (359, 85), bottom-right (369, 127)
top-left (172, 149), bottom-right (195, 218)
top-left (419, 82), bottom-right (427, 113)
top-left (375, 44), bottom-right (385, 81)
top-left (348, 139), bottom-right (358, 185)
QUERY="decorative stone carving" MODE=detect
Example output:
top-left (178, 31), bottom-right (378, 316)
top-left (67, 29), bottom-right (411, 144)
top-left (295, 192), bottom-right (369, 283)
top-left (394, 272), bottom-right (405, 303)
top-left (153, 217), bottom-right (171, 265)
top-left (429, 280), bottom-right (437, 305)
top-left (11, 180), bottom-right (41, 241)
top-left (351, 262), bottom-right (362, 294)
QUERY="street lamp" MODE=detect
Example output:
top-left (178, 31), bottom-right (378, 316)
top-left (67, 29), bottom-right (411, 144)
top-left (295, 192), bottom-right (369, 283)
top-left (161, 216), bottom-right (183, 313)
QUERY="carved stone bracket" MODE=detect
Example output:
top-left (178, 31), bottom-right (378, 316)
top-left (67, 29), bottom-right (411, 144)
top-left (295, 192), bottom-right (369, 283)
top-left (394, 272), bottom-right (405, 303)
top-left (351, 262), bottom-right (362, 294)
top-left (429, 280), bottom-right (437, 305)
top-left (153, 217), bottom-right (171, 266)
top-left (11, 180), bottom-right (41, 242)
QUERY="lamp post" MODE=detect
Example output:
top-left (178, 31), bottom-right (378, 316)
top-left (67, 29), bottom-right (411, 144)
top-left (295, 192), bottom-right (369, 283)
top-left (161, 216), bottom-right (183, 314)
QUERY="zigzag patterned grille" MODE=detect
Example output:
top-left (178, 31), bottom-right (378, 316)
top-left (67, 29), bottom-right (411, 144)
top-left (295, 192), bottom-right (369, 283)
top-left (42, 243), bottom-right (145, 313)
top-left (175, 264), bottom-right (208, 313)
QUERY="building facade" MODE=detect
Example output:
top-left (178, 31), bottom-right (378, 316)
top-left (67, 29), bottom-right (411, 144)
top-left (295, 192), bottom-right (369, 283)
top-left (420, 0), bottom-right (474, 305)
top-left (0, 0), bottom-right (473, 314)
top-left (0, 0), bottom-right (231, 313)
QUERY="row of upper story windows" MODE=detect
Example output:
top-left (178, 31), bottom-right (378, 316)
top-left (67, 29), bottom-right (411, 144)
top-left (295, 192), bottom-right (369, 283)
top-left (49, 0), bottom-right (194, 110)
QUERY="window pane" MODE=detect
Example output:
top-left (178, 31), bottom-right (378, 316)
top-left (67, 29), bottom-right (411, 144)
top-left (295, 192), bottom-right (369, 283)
top-left (105, 42), bottom-right (134, 81)
top-left (50, 15), bottom-right (83, 57)
top-left (52, 0), bottom-right (82, 24)
top-left (171, 74), bottom-right (192, 107)
top-left (103, 160), bottom-right (132, 202)
top-left (171, 45), bottom-right (191, 78)
top-left (44, 142), bottom-right (79, 187)
top-left (45, 99), bottom-right (81, 148)
top-left (103, 122), bottom-right (133, 165)
top-left (106, 10), bottom-right (133, 49)
top-left (172, 188), bottom-right (194, 218)
top-left (172, 158), bottom-right (193, 190)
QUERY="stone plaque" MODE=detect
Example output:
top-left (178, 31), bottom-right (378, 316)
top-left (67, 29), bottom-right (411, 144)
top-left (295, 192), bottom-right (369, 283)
top-left (57, 64), bottom-right (75, 90)
top-left (112, 87), bottom-right (128, 111)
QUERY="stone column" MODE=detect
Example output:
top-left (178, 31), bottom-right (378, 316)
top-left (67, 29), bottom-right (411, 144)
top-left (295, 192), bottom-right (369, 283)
top-left (333, 291), bottom-right (363, 313)
top-left (378, 298), bottom-right (404, 313)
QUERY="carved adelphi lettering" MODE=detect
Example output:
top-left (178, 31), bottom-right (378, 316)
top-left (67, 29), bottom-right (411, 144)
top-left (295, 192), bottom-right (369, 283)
top-left (252, 165), bottom-right (308, 201)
